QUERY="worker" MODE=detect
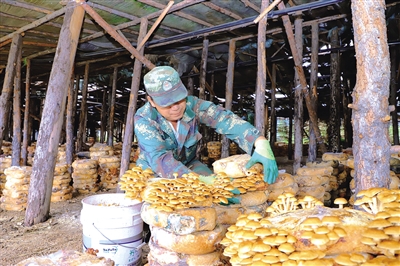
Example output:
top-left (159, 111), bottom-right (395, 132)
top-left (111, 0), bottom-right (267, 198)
top-left (134, 66), bottom-right (278, 185)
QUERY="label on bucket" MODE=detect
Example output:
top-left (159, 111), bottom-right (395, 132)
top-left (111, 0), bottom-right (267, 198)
top-left (83, 236), bottom-right (142, 266)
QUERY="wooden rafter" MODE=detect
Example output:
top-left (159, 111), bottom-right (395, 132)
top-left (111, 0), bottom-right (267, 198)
top-left (138, 0), bottom-right (213, 27)
top-left (240, 0), bottom-right (261, 12)
top-left (202, 2), bottom-right (243, 20)
top-left (80, 0), bottom-right (206, 43)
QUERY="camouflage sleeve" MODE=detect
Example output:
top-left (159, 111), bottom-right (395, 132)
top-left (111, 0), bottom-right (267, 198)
top-left (188, 96), bottom-right (261, 154)
top-left (134, 116), bottom-right (192, 178)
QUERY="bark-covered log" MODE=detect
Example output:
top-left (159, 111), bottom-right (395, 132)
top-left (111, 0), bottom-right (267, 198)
top-left (351, 0), bottom-right (391, 194)
top-left (25, 3), bottom-right (85, 226)
top-left (0, 33), bottom-right (21, 151)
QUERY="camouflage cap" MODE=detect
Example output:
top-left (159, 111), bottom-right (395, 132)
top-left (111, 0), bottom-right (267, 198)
top-left (144, 66), bottom-right (188, 107)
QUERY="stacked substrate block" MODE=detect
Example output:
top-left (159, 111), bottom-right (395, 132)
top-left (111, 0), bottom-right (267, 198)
top-left (98, 155), bottom-right (120, 189)
top-left (51, 163), bottom-right (74, 202)
top-left (0, 166), bottom-right (32, 211)
top-left (72, 159), bottom-right (99, 194)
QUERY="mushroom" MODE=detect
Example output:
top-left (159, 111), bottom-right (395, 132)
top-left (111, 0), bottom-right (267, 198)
top-left (334, 197), bottom-right (348, 209)
top-left (384, 226), bottom-right (400, 241)
top-left (321, 215), bottom-right (342, 230)
top-left (310, 234), bottom-right (330, 249)
top-left (361, 228), bottom-right (389, 243)
top-left (376, 240), bottom-right (400, 257)
top-left (367, 218), bottom-right (392, 230)
top-left (278, 242), bottom-right (295, 254)
top-left (334, 253), bottom-right (358, 266)
top-left (301, 217), bottom-right (322, 231)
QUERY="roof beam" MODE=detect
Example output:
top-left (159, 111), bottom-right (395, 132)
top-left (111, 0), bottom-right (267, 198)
top-left (138, 0), bottom-right (213, 27)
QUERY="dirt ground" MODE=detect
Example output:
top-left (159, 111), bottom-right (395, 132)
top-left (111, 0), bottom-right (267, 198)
top-left (0, 157), bottom-right (294, 266)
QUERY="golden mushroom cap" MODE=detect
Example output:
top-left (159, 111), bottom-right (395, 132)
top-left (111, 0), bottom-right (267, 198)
top-left (349, 253), bottom-right (367, 263)
top-left (384, 226), bottom-right (400, 237)
top-left (278, 243), bottom-right (295, 254)
top-left (245, 220), bottom-right (262, 230)
top-left (252, 241), bottom-right (272, 253)
top-left (334, 254), bottom-right (358, 266)
top-left (254, 227), bottom-right (272, 237)
top-left (376, 240), bottom-right (400, 255)
top-left (333, 227), bottom-right (347, 237)
top-left (314, 226), bottom-right (331, 235)
top-left (321, 215), bottom-right (342, 225)
top-left (368, 218), bottom-right (392, 229)
top-left (301, 217), bottom-right (322, 227)
top-left (334, 197), bottom-right (348, 205)
top-left (311, 234), bottom-right (330, 247)
top-left (360, 236), bottom-right (376, 246)
top-left (261, 256), bottom-right (280, 264)
top-left (247, 212), bottom-right (263, 220)
top-left (362, 228), bottom-right (389, 241)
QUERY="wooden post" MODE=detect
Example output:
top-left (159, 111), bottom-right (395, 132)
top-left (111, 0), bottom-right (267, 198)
top-left (308, 22), bottom-right (319, 162)
top-left (293, 13), bottom-right (304, 174)
top-left (351, 0), bottom-right (391, 195)
top-left (221, 40), bottom-right (236, 159)
top-left (100, 89), bottom-right (107, 143)
top-left (269, 64), bottom-right (277, 149)
top-left (288, 83), bottom-right (294, 161)
top-left (118, 18), bottom-right (148, 192)
top-left (278, 2), bottom-right (327, 154)
top-left (21, 59), bottom-right (31, 166)
top-left (66, 75), bottom-right (77, 175)
top-left (390, 46), bottom-right (399, 145)
top-left (254, 0), bottom-right (268, 136)
top-left (107, 67), bottom-right (118, 147)
top-left (187, 76), bottom-right (194, 96)
top-left (77, 63), bottom-right (89, 151)
top-left (0, 33), bottom-right (22, 151)
top-left (328, 27), bottom-right (341, 152)
top-left (199, 38), bottom-right (209, 100)
top-left (25, 2), bottom-right (85, 226)
top-left (11, 40), bottom-right (22, 166)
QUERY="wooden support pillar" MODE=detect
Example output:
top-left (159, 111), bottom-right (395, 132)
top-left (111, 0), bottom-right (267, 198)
top-left (118, 18), bottom-right (148, 192)
top-left (278, 2), bottom-right (327, 154)
top-left (254, 0), bottom-right (268, 136)
top-left (21, 59), bottom-right (31, 165)
top-left (269, 64), bottom-right (277, 150)
top-left (66, 75), bottom-right (77, 175)
top-left (351, 0), bottom-right (391, 195)
top-left (25, 2), bottom-right (85, 226)
top-left (0, 33), bottom-right (22, 151)
top-left (221, 40), bottom-right (236, 159)
top-left (100, 89), bottom-right (107, 143)
top-left (11, 40), bottom-right (22, 166)
top-left (328, 27), bottom-right (341, 152)
top-left (187, 76), bottom-right (194, 96)
top-left (308, 22), bottom-right (319, 162)
top-left (293, 13), bottom-right (304, 174)
top-left (288, 83), bottom-right (294, 161)
top-left (107, 67), bottom-right (118, 147)
top-left (199, 38), bottom-right (209, 100)
top-left (390, 46), bottom-right (399, 145)
top-left (77, 63), bottom-right (89, 151)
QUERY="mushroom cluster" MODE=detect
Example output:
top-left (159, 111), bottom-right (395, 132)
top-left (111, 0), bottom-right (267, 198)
top-left (141, 172), bottom-right (235, 212)
top-left (231, 173), bottom-right (266, 194)
top-left (354, 188), bottom-right (400, 215)
top-left (333, 253), bottom-right (371, 265)
top-left (266, 195), bottom-right (324, 217)
top-left (118, 166), bottom-right (155, 201)
top-left (361, 209), bottom-right (400, 257)
top-left (298, 215), bottom-right (347, 250)
top-left (221, 213), bottom-right (331, 266)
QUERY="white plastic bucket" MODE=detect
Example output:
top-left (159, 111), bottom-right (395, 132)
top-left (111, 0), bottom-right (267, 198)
top-left (80, 193), bottom-right (144, 266)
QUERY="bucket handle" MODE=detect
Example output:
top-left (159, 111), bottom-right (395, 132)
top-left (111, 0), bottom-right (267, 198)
top-left (92, 223), bottom-right (146, 250)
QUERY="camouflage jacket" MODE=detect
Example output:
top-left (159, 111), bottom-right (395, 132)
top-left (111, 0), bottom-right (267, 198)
top-left (134, 95), bottom-right (261, 178)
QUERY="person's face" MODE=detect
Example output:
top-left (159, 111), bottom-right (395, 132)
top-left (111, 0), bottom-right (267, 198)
top-left (147, 96), bottom-right (186, 122)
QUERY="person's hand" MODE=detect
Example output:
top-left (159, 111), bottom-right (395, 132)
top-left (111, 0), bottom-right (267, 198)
top-left (246, 139), bottom-right (278, 184)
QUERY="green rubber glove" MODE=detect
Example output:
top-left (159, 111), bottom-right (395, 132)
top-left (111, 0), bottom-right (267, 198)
top-left (246, 139), bottom-right (278, 184)
top-left (198, 174), bottom-right (216, 185)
